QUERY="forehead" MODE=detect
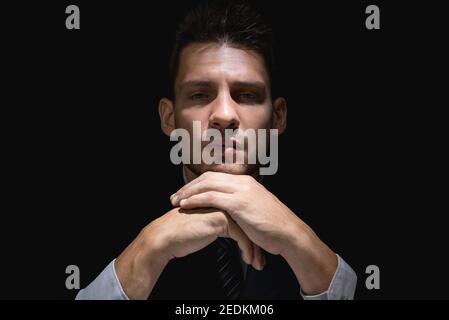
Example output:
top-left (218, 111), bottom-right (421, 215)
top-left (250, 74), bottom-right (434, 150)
top-left (175, 43), bottom-right (270, 88)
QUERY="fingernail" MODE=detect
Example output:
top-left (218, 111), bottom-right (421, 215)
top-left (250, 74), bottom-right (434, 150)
top-left (171, 195), bottom-right (178, 205)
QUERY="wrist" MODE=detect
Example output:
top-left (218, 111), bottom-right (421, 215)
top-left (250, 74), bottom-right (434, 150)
top-left (279, 218), bottom-right (312, 260)
top-left (281, 221), bottom-right (338, 295)
top-left (141, 221), bottom-right (173, 264)
top-left (115, 225), bottom-right (170, 299)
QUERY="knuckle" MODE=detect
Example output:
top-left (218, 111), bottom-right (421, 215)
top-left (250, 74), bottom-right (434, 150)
top-left (244, 175), bottom-right (254, 183)
top-left (212, 212), bottom-right (228, 236)
top-left (203, 171), bottom-right (212, 178)
top-left (241, 183), bottom-right (251, 192)
top-left (204, 191), bottom-right (214, 201)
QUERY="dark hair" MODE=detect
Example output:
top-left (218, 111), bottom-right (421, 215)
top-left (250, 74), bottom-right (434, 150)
top-left (169, 0), bottom-right (277, 99)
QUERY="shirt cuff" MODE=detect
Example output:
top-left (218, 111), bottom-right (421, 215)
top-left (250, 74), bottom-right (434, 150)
top-left (75, 259), bottom-right (129, 300)
top-left (300, 254), bottom-right (357, 300)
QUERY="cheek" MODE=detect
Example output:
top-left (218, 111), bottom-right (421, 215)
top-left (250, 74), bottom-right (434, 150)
top-left (239, 107), bottom-right (272, 129)
top-left (175, 108), bottom-right (209, 129)
top-left (175, 108), bottom-right (212, 138)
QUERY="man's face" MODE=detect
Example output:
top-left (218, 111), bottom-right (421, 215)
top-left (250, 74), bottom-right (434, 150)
top-left (164, 42), bottom-right (283, 176)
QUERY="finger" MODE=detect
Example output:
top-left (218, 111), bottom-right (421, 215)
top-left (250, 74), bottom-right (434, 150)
top-left (202, 210), bottom-right (260, 270)
top-left (252, 244), bottom-right (266, 271)
top-left (170, 171), bottom-right (233, 204)
top-left (225, 216), bottom-right (254, 266)
top-left (206, 210), bottom-right (254, 266)
top-left (172, 171), bottom-right (216, 200)
top-left (179, 191), bottom-right (235, 213)
top-left (172, 179), bottom-right (235, 206)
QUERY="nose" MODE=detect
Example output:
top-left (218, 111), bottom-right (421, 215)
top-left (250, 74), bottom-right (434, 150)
top-left (209, 92), bottom-right (240, 130)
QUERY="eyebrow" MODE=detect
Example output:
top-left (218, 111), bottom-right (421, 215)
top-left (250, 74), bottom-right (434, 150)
top-left (232, 81), bottom-right (266, 91)
top-left (179, 80), bottom-right (266, 91)
top-left (179, 80), bottom-right (215, 91)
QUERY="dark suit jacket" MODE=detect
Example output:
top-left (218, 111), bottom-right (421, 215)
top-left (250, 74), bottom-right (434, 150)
top-left (148, 241), bottom-right (302, 299)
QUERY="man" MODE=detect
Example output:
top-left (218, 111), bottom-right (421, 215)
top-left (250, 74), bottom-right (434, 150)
top-left (76, 0), bottom-right (357, 300)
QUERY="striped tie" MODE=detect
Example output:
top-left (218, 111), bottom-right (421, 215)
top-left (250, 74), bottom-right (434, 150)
top-left (214, 238), bottom-right (244, 300)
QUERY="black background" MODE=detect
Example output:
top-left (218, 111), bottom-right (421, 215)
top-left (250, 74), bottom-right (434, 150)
top-left (2, 0), bottom-right (447, 300)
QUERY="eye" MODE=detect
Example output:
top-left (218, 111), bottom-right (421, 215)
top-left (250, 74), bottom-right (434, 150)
top-left (237, 92), bottom-right (258, 103)
top-left (189, 92), bottom-right (210, 100)
top-left (240, 92), bottom-right (256, 99)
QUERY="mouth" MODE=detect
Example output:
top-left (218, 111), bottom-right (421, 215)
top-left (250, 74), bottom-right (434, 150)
top-left (223, 140), bottom-right (237, 150)
top-left (207, 139), bottom-right (239, 155)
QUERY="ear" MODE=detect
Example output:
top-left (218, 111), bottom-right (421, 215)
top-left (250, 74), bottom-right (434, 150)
top-left (158, 97), bottom-right (175, 136)
top-left (272, 97), bottom-right (287, 134)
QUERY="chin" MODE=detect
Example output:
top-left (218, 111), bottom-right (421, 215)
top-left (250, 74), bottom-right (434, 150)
top-left (187, 163), bottom-right (258, 176)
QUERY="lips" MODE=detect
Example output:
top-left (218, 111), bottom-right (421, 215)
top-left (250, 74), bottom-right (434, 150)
top-left (222, 141), bottom-right (236, 149)
top-left (207, 139), bottom-right (238, 149)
